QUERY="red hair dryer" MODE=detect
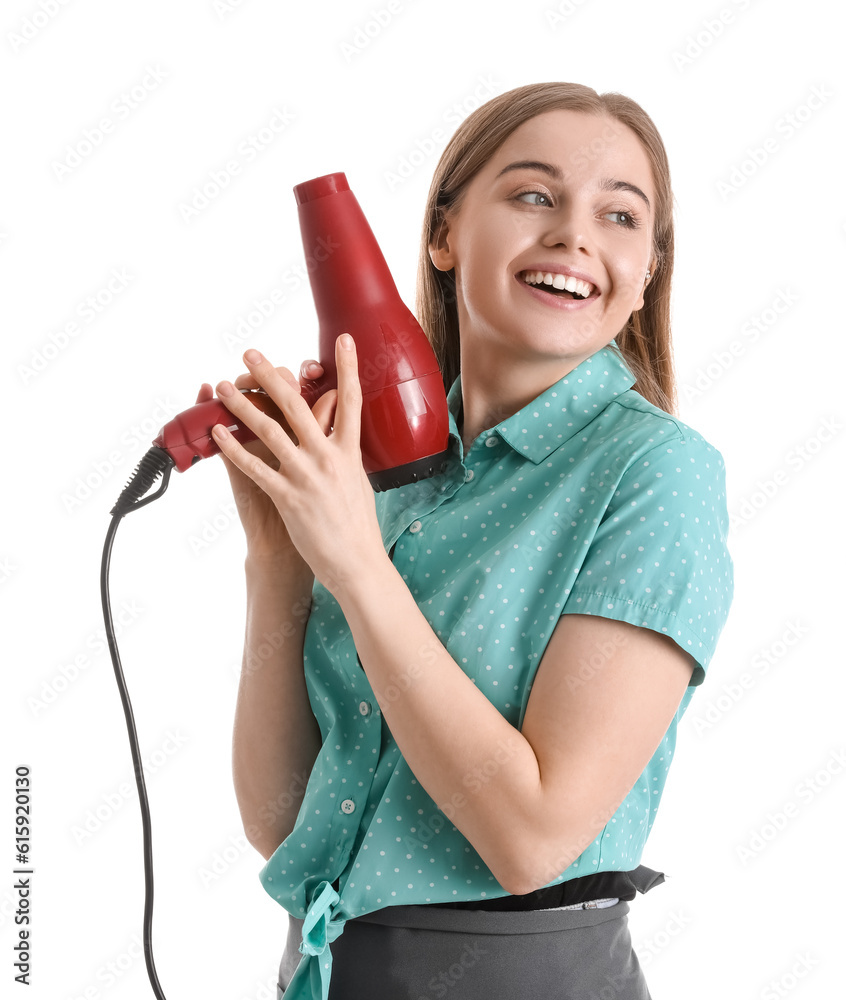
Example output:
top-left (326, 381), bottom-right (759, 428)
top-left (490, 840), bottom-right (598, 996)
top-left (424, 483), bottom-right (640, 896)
top-left (152, 172), bottom-right (451, 492)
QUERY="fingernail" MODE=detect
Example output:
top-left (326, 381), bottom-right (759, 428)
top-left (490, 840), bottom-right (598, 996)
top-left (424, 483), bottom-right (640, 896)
top-left (244, 349), bottom-right (262, 364)
top-left (303, 362), bottom-right (321, 375)
top-left (339, 334), bottom-right (353, 350)
top-left (217, 381), bottom-right (234, 396)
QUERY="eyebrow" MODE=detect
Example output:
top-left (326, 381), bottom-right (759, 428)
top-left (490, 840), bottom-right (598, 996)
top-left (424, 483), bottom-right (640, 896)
top-left (496, 160), bottom-right (652, 212)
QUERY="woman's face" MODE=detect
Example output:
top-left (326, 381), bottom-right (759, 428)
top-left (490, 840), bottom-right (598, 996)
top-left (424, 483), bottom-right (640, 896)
top-left (431, 109), bottom-right (657, 377)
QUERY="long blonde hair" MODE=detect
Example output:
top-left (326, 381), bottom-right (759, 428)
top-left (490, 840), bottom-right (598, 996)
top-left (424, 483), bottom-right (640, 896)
top-left (415, 82), bottom-right (677, 414)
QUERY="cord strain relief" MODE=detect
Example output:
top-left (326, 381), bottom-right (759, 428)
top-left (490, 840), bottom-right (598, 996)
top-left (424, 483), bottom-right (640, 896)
top-left (111, 446), bottom-right (175, 517)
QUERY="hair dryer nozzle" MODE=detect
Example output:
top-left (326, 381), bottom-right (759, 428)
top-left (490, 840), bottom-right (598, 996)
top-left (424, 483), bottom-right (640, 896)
top-left (293, 172), bottom-right (350, 204)
top-left (147, 173), bottom-right (451, 492)
top-left (295, 173), bottom-right (451, 489)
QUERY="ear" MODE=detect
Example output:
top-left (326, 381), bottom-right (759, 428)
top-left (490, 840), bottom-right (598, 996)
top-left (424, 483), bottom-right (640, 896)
top-left (632, 259), bottom-right (656, 312)
top-left (429, 215), bottom-right (455, 272)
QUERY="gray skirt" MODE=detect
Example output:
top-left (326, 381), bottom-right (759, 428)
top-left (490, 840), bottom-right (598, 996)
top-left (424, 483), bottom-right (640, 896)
top-left (277, 899), bottom-right (651, 999)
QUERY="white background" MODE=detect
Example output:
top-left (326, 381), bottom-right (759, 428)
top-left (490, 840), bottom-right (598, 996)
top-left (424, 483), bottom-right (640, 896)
top-left (2, 1), bottom-right (844, 998)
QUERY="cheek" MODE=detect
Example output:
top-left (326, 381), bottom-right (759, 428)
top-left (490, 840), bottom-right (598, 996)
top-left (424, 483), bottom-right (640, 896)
top-left (608, 252), bottom-right (649, 308)
top-left (454, 230), bottom-right (497, 291)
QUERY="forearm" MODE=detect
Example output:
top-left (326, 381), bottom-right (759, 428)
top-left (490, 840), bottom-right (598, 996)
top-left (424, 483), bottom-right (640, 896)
top-left (334, 552), bottom-right (545, 895)
top-left (232, 557), bottom-right (323, 860)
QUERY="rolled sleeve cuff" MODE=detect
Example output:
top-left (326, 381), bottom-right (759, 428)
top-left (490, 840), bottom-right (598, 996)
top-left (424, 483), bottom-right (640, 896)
top-left (563, 588), bottom-right (713, 686)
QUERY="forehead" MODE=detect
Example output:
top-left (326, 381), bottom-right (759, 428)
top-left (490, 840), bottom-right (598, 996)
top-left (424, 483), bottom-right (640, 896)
top-left (487, 109), bottom-right (655, 199)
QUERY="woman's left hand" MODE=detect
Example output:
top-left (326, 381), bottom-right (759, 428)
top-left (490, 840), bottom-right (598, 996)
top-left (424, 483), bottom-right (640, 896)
top-left (211, 334), bottom-right (384, 596)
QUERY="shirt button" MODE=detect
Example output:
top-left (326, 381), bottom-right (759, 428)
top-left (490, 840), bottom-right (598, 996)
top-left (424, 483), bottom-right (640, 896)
top-left (358, 700), bottom-right (371, 716)
top-left (464, 469), bottom-right (474, 481)
top-left (485, 436), bottom-right (498, 448)
top-left (409, 520), bottom-right (422, 533)
top-left (340, 799), bottom-right (356, 815)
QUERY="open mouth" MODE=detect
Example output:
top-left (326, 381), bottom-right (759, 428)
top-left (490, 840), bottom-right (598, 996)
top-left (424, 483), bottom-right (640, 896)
top-left (519, 270), bottom-right (595, 301)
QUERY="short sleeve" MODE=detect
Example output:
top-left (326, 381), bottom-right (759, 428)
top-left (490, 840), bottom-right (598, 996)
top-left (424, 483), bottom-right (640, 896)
top-left (562, 430), bottom-right (734, 686)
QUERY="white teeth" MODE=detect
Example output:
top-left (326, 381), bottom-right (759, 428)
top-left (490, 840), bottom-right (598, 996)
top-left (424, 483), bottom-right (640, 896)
top-left (522, 270), bottom-right (594, 298)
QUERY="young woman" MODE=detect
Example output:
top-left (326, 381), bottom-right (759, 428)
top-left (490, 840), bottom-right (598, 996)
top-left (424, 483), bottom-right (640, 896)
top-left (201, 82), bottom-right (734, 999)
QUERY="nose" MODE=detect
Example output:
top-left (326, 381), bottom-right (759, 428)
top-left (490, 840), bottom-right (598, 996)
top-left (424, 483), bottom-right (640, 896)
top-left (542, 202), bottom-right (592, 253)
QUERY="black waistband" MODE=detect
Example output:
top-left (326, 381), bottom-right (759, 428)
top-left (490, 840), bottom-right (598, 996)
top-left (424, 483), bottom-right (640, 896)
top-left (420, 865), bottom-right (665, 912)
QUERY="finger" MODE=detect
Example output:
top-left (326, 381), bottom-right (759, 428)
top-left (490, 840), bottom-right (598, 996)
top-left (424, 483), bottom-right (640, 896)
top-left (300, 359), bottom-right (323, 381)
top-left (331, 334), bottom-right (362, 449)
top-left (214, 376), bottom-right (300, 462)
top-left (241, 349), bottom-right (326, 451)
top-left (311, 388), bottom-right (338, 436)
top-left (210, 420), bottom-right (280, 493)
top-left (196, 382), bottom-right (214, 404)
top-left (235, 366), bottom-right (299, 392)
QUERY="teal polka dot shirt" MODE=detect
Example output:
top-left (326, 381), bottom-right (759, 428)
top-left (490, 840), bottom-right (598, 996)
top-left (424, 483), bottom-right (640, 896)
top-left (260, 341), bottom-right (734, 999)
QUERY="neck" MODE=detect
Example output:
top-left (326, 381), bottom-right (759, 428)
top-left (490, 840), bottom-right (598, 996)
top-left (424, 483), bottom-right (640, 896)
top-left (457, 344), bottom-right (588, 451)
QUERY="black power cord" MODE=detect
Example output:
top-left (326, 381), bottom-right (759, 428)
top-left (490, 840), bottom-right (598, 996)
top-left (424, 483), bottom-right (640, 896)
top-left (101, 445), bottom-right (177, 1000)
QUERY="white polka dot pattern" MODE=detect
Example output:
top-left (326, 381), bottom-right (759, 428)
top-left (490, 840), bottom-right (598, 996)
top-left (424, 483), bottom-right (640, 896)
top-left (258, 342), bottom-right (734, 998)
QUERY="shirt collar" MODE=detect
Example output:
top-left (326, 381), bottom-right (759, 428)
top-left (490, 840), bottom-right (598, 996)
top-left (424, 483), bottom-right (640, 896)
top-left (446, 341), bottom-right (637, 464)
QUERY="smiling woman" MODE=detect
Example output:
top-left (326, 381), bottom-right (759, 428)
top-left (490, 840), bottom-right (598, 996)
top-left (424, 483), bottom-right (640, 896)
top-left (420, 84), bottom-right (676, 420)
top-left (426, 108), bottom-right (660, 449)
top-left (211, 82), bottom-right (734, 1000)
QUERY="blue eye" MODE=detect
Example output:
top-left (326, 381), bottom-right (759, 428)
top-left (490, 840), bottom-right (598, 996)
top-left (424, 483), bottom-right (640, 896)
top-left (606, 211), bottom-right (639, 229)
top-left (516, 190), bottom-right (552, 207)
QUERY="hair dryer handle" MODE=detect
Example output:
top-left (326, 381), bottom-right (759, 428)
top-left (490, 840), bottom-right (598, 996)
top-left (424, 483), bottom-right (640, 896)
top-left (152, 390), bottom-right (294, 472)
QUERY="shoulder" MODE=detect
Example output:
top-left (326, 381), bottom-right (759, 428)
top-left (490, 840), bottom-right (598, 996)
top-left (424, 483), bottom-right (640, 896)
top-left (565, 390), bottom-right (734, 683)
top-left (604, 389), bottom-right (729, 493)
top-left (611, 388), bottom-right (722, 451)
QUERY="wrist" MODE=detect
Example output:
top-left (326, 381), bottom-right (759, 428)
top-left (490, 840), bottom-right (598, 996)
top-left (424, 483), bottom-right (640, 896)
top-left (245, 553), bottom-right (314, 591)
top-left (329, 548), bottom-right (400, 615)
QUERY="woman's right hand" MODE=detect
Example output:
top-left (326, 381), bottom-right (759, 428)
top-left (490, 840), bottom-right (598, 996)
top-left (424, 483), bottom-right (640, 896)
top-left (196, 359), bottom-right (333, 568)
